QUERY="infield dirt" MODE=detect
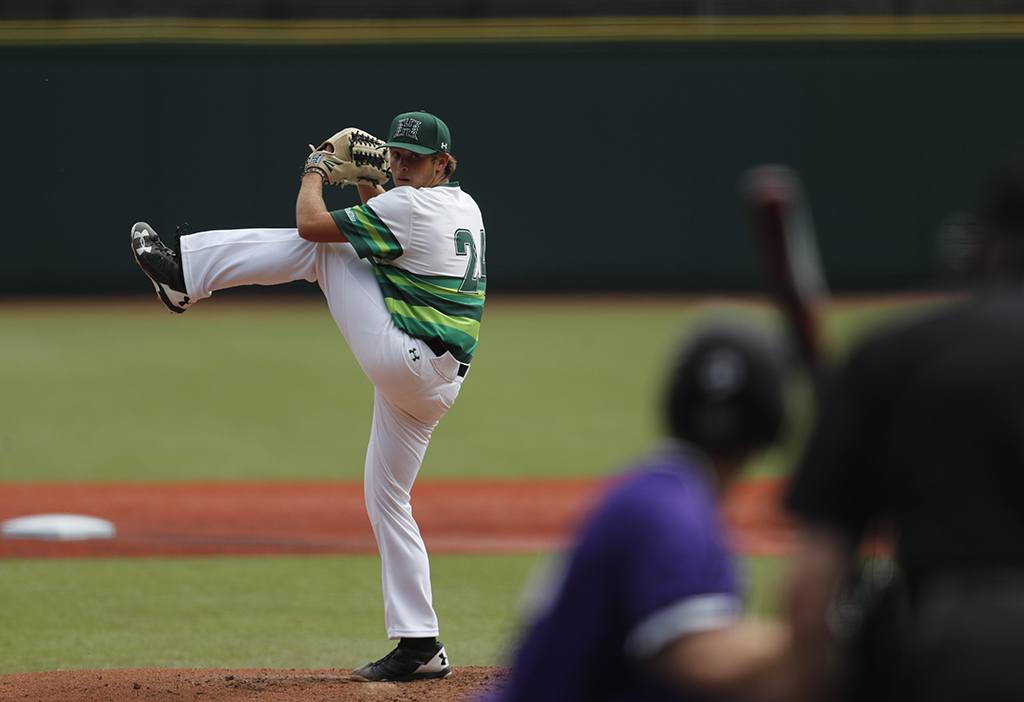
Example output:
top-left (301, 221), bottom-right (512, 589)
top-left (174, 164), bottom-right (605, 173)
top-left (0, 477), bottom-right (793, 558)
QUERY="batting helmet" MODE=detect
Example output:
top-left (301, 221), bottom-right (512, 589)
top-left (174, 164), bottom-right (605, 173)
top-left (665, 323), bottom-right (786, 454)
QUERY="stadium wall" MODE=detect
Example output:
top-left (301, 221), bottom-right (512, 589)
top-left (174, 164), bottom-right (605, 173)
top-left (4, 18), bottom-right (1023, 293)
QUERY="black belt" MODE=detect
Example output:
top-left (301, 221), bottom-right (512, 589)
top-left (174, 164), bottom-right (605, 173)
top-left (425, 338), bottom-right (470, 378)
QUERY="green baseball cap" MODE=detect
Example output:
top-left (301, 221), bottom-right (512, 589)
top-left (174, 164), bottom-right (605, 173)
top-left (384, 111), bottom-right (452, 155)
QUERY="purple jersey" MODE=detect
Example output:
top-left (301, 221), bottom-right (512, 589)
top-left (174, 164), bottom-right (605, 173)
top-left (486, 444), bottom-right (741, 702)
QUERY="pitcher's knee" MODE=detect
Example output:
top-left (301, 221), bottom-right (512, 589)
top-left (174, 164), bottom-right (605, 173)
top-left (364, 485), bottom-right (412, 524)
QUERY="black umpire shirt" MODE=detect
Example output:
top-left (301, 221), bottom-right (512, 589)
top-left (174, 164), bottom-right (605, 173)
top-left (787, 289), bottom-right (1024, 598)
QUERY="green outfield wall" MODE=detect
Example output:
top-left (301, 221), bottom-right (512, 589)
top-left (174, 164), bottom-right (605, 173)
top-left (4, 17), bottom-right (1024, 293)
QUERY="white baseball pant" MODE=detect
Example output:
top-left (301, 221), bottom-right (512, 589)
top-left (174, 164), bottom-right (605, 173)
top-left (179, 227), bottom-right (465, 639)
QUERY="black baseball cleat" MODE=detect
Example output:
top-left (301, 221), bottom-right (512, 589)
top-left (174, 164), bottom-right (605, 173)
top-left (349, 642), bottom-right (452, 682)
top-left (130, 221), bottom-right (192, 313)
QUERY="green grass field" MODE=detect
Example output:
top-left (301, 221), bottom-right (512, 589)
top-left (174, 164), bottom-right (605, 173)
top-left (3, 296), bottom-right (712, 482)
top-left (0, 294), bottom-right (946, 674)
top-left (0, 551), bottom-right (792, 675)
top-left (0, 554), bottom-right (542, 674)
top-left (0, 294), bottom-right (941, 483)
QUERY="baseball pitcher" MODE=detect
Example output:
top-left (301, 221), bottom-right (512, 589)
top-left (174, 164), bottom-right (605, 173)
top-left (130, 111), bottom-right (486, 682)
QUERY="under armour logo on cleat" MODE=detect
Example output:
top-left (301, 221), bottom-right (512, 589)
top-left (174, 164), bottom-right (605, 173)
top-left (408, 348), bottom-right (420, 362)
top-left (133, 232), bottom-right (152, 255)
top-left (439, 651), bottom-right (447, 666)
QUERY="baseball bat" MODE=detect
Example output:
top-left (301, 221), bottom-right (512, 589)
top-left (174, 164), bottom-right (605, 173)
top-left (740, 164), bottom-right (829, 381)
top-left (742, 165), bottom-right (905, 701)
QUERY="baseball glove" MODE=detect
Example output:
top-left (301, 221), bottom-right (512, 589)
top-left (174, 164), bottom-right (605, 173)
top-left (304, 127), bottom-right (391, 188)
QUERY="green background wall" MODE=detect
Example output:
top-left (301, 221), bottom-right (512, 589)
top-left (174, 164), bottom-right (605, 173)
top-left (5, 37), bottom-right (1022, 293)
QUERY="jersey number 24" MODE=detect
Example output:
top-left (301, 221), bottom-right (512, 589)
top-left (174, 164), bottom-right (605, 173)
top-left (455, 228), bottom-right (487, 293)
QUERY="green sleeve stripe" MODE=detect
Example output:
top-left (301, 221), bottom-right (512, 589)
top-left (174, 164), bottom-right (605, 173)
top-left (353, 207), bottom-right (401, 258)
top-left (329, 206), bottom-right (401, 259)
top-left (384, 297), bottom-right (481, 339)
top-left (375, 274), bottom-right (484, 322)
top-left (330, 210), bottom-right (374, 259)
top-left (376, 266), bottom-right (486, 308)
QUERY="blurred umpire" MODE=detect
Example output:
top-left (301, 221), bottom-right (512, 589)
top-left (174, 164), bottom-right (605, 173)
top-left (785, 155), bottom-right (1024, 702)
top-left (483, 322), bottom-right (797, 702)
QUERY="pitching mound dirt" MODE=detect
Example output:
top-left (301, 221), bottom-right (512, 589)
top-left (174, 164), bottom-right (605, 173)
top-left (0, 667), bottom-right (507, 701)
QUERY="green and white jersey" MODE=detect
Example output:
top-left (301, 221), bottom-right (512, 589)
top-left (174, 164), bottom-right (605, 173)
top-left (330, 183), bottom-right (486, 363)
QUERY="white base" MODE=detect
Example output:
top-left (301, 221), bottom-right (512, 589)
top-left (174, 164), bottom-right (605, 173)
top-left (1, 513), bottom-right (116, 541)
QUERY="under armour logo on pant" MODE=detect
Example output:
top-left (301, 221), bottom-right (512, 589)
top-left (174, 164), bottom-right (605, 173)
top-left (408, 348), bottom-right (420, 362)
